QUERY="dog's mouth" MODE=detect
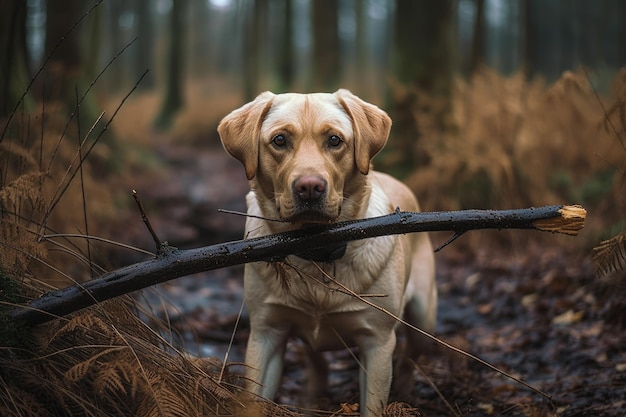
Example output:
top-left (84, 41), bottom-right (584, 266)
top-left (278, 200), bottom-right (341, 224)
top-left (286, 208), bottom-right (337, 224)
top-left (276, 189), bottom-right (342, 225)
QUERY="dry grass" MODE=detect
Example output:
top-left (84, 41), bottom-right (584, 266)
top-left (1, 299), bottom-right (247, 417)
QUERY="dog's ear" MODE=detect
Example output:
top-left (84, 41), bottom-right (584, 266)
top-left (218, 92), bottom-right (275, 180)
top-left (335, 89), bottom-right (392, 175)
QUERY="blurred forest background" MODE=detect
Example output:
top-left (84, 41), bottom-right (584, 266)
top-left (2, 1), bottom-right (626, 416)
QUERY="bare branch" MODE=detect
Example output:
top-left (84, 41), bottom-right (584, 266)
top-left (132, 189), bottom-right (162, 253)
top-left (10, 205), bottom-right (586, 326)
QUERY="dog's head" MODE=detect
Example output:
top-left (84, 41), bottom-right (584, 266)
top-left (218, 89), bottom-right (391, 225)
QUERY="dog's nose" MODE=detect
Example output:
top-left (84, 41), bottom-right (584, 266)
top-left (293, 175), bottom-right (326, 201)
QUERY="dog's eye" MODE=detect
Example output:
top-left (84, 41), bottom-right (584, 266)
top-left (272, 134), bottom-right (287, 147)
top-left (328, 135), bottom-right (342, 147)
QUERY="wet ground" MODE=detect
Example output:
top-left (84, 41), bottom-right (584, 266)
top-left (126, 140), bottom-right (626, 416)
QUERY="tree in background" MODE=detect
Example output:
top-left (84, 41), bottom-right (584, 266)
top-left (520, 0), bottom-right (537, 79)
top-left (312, 0), bottom-right (340, 91)
top-left (154, 0), bottom-right (188, 130)
top-left (382, 0), bottom-right (456, 178)
top-left (243, 0), bottom-right (268, 101)
top-left (0, 0), bottom-right (31, 121)
top-left (353, 0), bottom-right (368, 90)
top-left (277, 0), bottom-right (295, 92)
top-left (468, 0), bottom-right (486, 74)
top-left (135, 0), bottom-right (155, 91)
top-left (43, 0), bottom-right (102, 139)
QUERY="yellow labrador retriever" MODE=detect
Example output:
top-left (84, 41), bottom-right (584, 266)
top-left (218, 89), bottom-right (436, 416)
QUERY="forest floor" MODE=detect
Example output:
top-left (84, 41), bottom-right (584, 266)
top-left (123, 137), bottom-right (626, 417)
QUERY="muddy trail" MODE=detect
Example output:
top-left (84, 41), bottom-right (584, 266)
top-left (124, 140), bottom-right (626, 416)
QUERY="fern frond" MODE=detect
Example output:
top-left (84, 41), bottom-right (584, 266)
top-left (0, 172), bottom-right (48, 209)
top-left (63, 347), bottom-right (124, 383)
top-left (593, 230), bottom-right (626, 278)
top-left (93, 359), bottom-right (132, 397)
top-left (48, 313), bottom-right (119, 349)
top-left (136, 373), bottom-right (193, 417)
top-left (189, 358), bottom-right (235, 403)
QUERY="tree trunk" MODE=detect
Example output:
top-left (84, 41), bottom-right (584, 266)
top-left (276, 0), bottom-right (295, 92)
top-left (468, 0), bottom-right (486, 74)
top-left (41, 0), bottom-right (104, 139)
top-left (312, 0), bottom-right (340, 91)
top-left (135, 0), bottom-right (155, 90)
top-left (0, 0), bottom-right (31, 120)
top-left (382, 0), bottom-right (455, 179)
top-left (154, 0), bottom-right (188, 130)
top-left (520, 0), bottom-right (537, 79)
top-left (242, 0), bottom-right (269, 101)
top-left (11, 205), bottom-right (586, 326)
top-left (354, 0), bottom-right (368, 91)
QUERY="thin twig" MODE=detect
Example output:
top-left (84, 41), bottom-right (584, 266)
top-left (434, 231), bottom-right (466, 252)
top-left (0, 240), bottom-right (87, 293)
top-left (39, 111), bottom-right (105, 237)
top-left (42, 233), bottom-right (155, 256)
top-left (218, 208), bottom-right (289, 223)
top-left (219, 299), bottom-right (245, 384)
top-left (583, 67), bottom-right (626, 153)
top-left (132, 189), bottom-right (161, 252)
top-left (75, 86), bottom-right (94, 278)
top-left (284, 260), bottom-right (388, 299)
top-left (412, 360), bottom-right (460, 417)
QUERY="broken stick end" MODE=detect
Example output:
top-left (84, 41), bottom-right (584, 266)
top-left (533, 205), bottom-right (586, 236)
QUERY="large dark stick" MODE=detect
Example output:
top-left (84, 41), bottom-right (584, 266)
top-left (11, 205), bottom-right (585, 326)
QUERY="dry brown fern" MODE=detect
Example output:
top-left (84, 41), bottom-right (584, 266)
top-left (593, 230), bottom-right (626, 278)
top-left (1, 293), bottom-right (252, 416)
top-left (64, 347), bottom-right (126, 383)
top-left (402, 68), bottom-right (625, 253)
top-left (92, 354), bottom-right (139, 398)
top-left (0, 172), bottom-right (48, 276)
top-left (383, 402), bottom-right (423, 417)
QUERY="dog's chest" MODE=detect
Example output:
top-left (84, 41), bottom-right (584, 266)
top-left (248, 234), bottom-right (398, 314)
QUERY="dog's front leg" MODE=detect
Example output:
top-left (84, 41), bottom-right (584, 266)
top-left (245, 326), bottom-right (289, 400)
top-left (359, 333), bottom-right (396, 417)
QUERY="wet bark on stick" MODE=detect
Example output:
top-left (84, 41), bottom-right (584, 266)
top-left (11, 205), bottom-right (585, 326)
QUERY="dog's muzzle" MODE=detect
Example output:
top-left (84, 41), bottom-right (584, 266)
top-left (287, 175), bottom-right (334, 222)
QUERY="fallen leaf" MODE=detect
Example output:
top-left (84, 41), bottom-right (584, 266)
top-left (477, 402), bottom-right (494, 414)
top-left (477, 303), bottom-right (493, 315)
top-left (521, 293), bottom-right (538, 307)
top-left (552, 309), bottom-right (584, 325)
top-left (339, 402), bottom-right (359, 413)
